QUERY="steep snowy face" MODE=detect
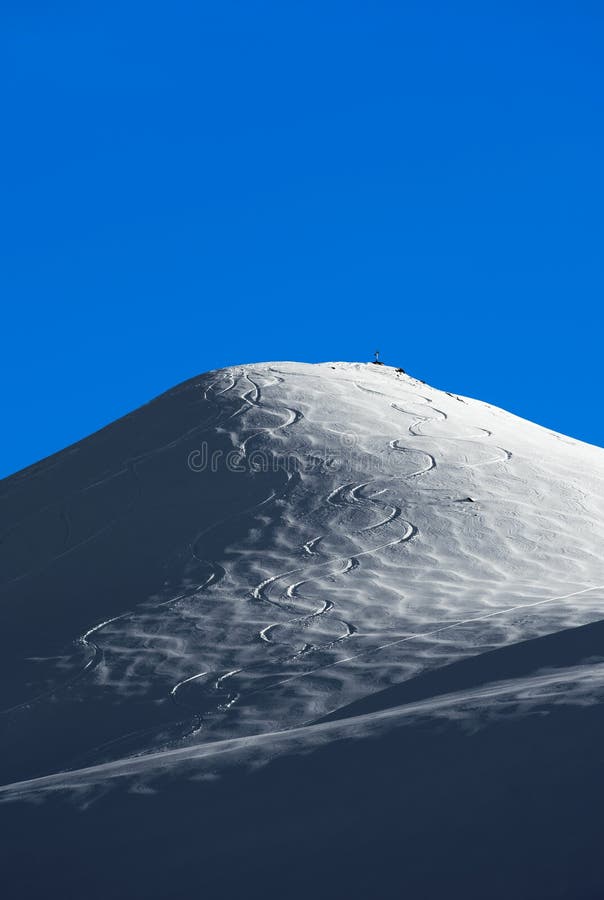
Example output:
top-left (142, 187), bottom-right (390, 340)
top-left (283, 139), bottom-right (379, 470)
top-left (1, 361), bottom-right (604, 781)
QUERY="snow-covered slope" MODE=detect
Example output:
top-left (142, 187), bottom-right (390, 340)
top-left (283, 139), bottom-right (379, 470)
top-left (1, 361), bottom-right (604, 898)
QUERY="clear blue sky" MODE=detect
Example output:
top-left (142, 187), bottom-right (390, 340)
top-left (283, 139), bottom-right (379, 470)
top-left (1, 2), bottom-right (602, 478)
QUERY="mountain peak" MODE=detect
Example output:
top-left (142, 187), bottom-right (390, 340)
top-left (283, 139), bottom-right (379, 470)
top-left (2, 360), bottom-right (603, 782)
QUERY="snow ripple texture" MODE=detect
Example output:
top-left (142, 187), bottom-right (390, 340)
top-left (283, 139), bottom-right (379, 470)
top-left (1, 360), bottom-right (603, 793)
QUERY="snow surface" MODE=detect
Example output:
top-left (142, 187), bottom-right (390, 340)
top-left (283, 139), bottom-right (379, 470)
top-left (1, 361), bottom-right (604, 898)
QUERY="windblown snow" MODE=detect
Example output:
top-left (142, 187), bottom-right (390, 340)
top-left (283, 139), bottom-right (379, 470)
top-left (1, 361), bottom-right (604, 899)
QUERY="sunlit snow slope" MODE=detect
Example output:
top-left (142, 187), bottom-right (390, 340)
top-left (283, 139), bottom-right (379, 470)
top-left (1, 361), bottom-right (604, 899)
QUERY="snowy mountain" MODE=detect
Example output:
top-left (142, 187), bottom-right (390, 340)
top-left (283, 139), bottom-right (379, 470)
top-left (1, 361), bottom-right (604, 899)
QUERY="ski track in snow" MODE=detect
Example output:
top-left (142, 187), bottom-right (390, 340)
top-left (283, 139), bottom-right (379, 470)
top-left (169, 369), bottom-right (305, 711)
top-left (390, 400), bottom-right (512, 470)
top-left (209, 371), bottom-right (513, 723)
top-left (235, 370), bottom-right (304, 458)
top-left (388, 440), bottom-right (436, 477)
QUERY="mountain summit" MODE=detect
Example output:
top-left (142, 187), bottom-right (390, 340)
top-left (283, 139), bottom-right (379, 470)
top-left (2, 361), bottom-right (604, 898)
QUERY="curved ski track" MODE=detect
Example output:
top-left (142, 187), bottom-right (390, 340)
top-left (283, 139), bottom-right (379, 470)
top-left (217, 377), bottom-right (515, 713)
top-left (169, 370), bottom-right (304, 711)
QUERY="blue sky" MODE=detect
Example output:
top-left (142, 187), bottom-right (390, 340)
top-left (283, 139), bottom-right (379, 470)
top-left (1, 2), bottom-right (602, 477)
